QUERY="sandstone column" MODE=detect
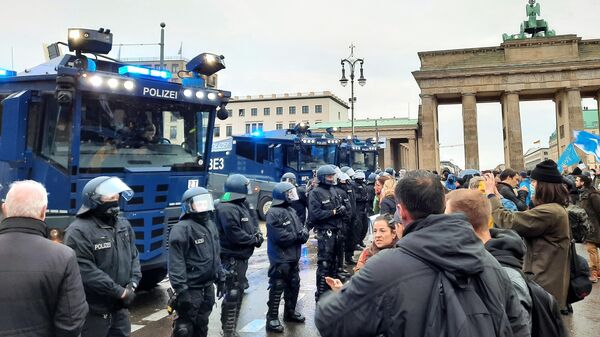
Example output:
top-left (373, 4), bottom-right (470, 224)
top-left (501, 91), bottom-right (524, 170)
top-left (555, 88), bottom-right (583, 158)
top-left (408, 138), bottom-right (418, 170)
top-left (597, 90), bottom-right (600, 134)
top-left (462, 93), bottom-right (479, 170)
top-left (419, 94), bottom-right (440, 171)
top-left (383, 138), bottom-right (392, 169)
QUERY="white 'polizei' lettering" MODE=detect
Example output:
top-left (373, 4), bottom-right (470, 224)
top-left (194, 238), bottom-right (205, 245)
top-left (94, 242), bottom-right (112, 250)
top-left (142, 87), bottom-right (178, 99)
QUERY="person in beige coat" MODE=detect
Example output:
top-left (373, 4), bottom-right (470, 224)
top-left (483, 159), bottom-right (571, 310)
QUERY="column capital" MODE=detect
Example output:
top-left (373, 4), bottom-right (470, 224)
top-left (503, 90), bottom-right (520, 96)
top-left (461, 92), bottom-right (477, 97)
top-left (419, 93), bottom-right (435, 99)
top-left (566, 87), bottom-right (581, 92)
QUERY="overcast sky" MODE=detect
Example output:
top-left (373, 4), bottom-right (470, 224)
top-left (2, 0), bottom-right (599, 169)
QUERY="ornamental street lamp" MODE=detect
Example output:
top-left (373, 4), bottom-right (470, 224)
top-left (340, 44), bottom-right (366, 138)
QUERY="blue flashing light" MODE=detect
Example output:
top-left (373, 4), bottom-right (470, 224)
top-left (251, 130), bottom-right (264, 137)
top-left (0, 68), bottom-right (17, 77)
top-left (118, 65), bottom-right (172, 80)
top-left (87, 59), bottom-right (97, 72)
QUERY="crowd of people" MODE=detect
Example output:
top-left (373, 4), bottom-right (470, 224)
top-left (1, 158), bottom-right (598, 337)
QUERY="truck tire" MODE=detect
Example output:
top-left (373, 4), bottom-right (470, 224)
top-left (257, 196), bottom-right (272, 221)
top-left (138, 267), bottom-right (167, 290)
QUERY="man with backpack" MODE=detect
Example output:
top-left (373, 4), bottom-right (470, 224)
top-left (575, 174), bottom-right (600, 283)
top-left (315, 170), bottom-right (529, 337)
top-left (445, 189), bottom-right (567, 337)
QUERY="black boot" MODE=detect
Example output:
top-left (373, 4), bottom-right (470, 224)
top-left (315, 273), bottom-right (328, 302)
top-left (266, 283), bottom-right (284, 333)
top-left (221, 290), bottom-right (241, 337)
top-left (283, 281), bottom-right (305, 324)
top-left (345, 253), bottom-right (356, 266)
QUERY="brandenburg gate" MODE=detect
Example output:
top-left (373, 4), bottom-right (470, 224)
top-left (412, 1), bottom-right (600, 171)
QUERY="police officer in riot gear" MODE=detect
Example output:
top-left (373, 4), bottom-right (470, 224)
top-left (353, 171), bottom-right (369, 248)
top-left (215, 174), bottom-right (263, 337)
top-left (337, 172), bottom-right (357, 266)
top-left (384, 167), bottom-right (396, 177)
top-left (308, 165), bottom-right (346, 301)
top-left (168, 187), bottom-right (222, 337)
top-left (281, 172), bottom-right (308, 224)
top-left (64, 177), bottom-right (141, 337)
top-left (265, 182), bottom-right (309, 333)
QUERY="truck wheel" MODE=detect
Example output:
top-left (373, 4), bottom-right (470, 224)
top-left (138, 267), bottom-right (167, 290)
top-left (257, 197), bottom-right (272, 221)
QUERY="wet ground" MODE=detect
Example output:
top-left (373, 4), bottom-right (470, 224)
top-left (130, 226), bottom-right (600, 337)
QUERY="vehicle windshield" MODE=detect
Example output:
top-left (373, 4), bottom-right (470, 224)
top-left (78, 93), bottom-right (211, 173)
top-left (351, 150), bottom-right (377, 172)
top-left (299, 144), bottom-right (337, 171)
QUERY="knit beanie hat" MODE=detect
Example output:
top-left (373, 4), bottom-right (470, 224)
top-left (530, 160), bottom-right (563, 183)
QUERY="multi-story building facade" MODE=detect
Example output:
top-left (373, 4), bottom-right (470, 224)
top-left (523, 147), bottom-right (551, 171)
top-left (214, 91), bottom-right (349, 140)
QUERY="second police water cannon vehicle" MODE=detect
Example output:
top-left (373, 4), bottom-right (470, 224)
top-left (0, 28), bottom-right (230, 288)
top-left (337, 136), bottom-right (379, 177)
top-left (209, 122), bottom-right (340, 219)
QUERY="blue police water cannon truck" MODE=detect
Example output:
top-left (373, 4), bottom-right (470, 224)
top-left (0, 27), bottom-right (230, 288)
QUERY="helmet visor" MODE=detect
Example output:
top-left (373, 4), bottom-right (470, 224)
top-left (285, 187), bottom-right (299, 202)
top-left (188, 194), bottom-right (215, 213)
top-left (95, 177), bottom-right (134, 201)
top-left (282, 176), bottom-right (296, 185)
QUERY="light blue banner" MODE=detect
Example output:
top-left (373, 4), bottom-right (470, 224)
top-left (557, 143), bottom-right (580, 170)
top-left (573, 130), bottom-right (600, 161)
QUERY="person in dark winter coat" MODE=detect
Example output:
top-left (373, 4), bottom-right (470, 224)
top-left (575, 174), bottom-right (600, 283)
top-left (315, 171), bottom-right (529, 337)
top-left (498, 169), bottom-right (529, 211)
top-left (353, 171), bottom-right (370, 248)
top-left (168, 187), bottom-right (222, 337)
top-left (215, 174), bottom-right (263, 337)
top-left (265, 182), bottom-right (309, 333)
top-left (379, 179), bottom-right (396, 215)
top-left (0, 181), bottom-right (88, 337)
top-left (64, 177), bottom-right (141, 337)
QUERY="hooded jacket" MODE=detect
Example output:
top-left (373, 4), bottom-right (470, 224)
top-left (0, 217), bottom-right (88, 337)
top-left (485, 228), bottom-right (533, 329)
top-left (497, 182), bottom-right (529, 211)
top-left (315, 213), bottom-right (529, 337)
top-left (576, 187), bottom-right (600, 244)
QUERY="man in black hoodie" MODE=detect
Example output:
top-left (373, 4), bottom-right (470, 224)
top-left (315, 170), bottom-right (529, 337)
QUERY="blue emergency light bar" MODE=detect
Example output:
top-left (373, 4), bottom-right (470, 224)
top-left (0, 68), bottom-right (17, 77)
top-left (118, 65), bottom-right (171, 80)
top-left (251, 130), bottom-right (264, 137)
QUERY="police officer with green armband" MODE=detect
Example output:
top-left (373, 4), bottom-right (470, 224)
top-left (168, 187), bottom-right (222, 337)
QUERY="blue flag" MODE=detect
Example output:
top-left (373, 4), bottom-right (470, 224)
top-left (557, 143), bottom-right (580, 170)
top-left (573, 130), bottom-right (600, 161)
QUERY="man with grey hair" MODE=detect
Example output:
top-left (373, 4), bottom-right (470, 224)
top-left (0, 180), bottom-right (88, 337)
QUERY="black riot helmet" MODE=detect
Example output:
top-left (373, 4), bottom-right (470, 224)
top-left (222, 174), bottom-right (251, 202)
top-left (281, 172), bottom-right (297, 186)
top-left (77, 176), bottom-right (133, 216)
top-left (367, 173), bottom-right (377, 184)
top-left (181, 187), bottom-right (215, 217)
top-left (385, 167), bottom-right (396, 176)
top-left (271, 182), bottom-right (299, 207)
top-left (317, 165), bottom-right (337, 185)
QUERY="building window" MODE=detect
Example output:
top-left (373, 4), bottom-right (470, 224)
top-left (170, 126), bottom-right (177, 139)
top-left (338, 111), bottom-right (341, 119)
top-left (258, 122), bottom-right (263, 131)
top-left (239, 109), bottom-right (245, 117)
top-left (315, 120), bottom-right (322, 124)
top-left (559, 125), bottom-right (564, 139)
top-left (302, 105), bottom-right (309, 114)
top-left (245, 124), bottom-right (251, 134)
top-left (227, 109), bottom-right (233, 118)
top-left (248, 122), bottom-right (263, 133)
top-left (276, 107), bottom-right (283, 115)
top-left (289, 106), bottom-right (296, 115)
top-left (226, 125), bottom-right (233, 137)
top-left (214, 126), bottom-right (220, 138)
top-left (276, 123), bottom-right (283, 130)
top-left (236, 141), bottom-right (255, 160)
top-left (251, 108), bottom-right (258, 116)
top-left (315, 105), bottom-right (323, 113)
top-left (171, 64), bottom-right (179, 73)
top-left (289, 122), bottom-right (295, 129)
top-left (264, 107), bottom-right (270, 116)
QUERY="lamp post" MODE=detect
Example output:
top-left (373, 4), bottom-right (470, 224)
top-left (159, 22), bottom-right (166, 70)
top-left (340, 44), bottom-right (366, 138)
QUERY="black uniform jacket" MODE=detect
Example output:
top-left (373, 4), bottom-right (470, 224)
top-left (215, 200), bottom-right (259, 260)
top-left (267, 205), bottom-right (306, 264)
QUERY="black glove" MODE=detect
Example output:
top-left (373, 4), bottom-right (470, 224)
top-left (216, 269), bottom-right (227, 300)
top-left (335, 205), bottom-right (347, 216)
top-left (254, 232), bottom-right (264, 248)
top-left (297, 227), bottom-right (309, 244)
top-left (120, 284), bottom-right (136, 308)
top-left (176, 289), bottom-right (192, 312)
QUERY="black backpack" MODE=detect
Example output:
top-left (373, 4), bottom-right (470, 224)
top-left (567, 242), bottom-right (593, 304)
top-left (566, 204), bottom-right (591, 243)
top-left (522, 273), bottom-right (568, 337)
top-left (399, 247), bottom-right (512, 337)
